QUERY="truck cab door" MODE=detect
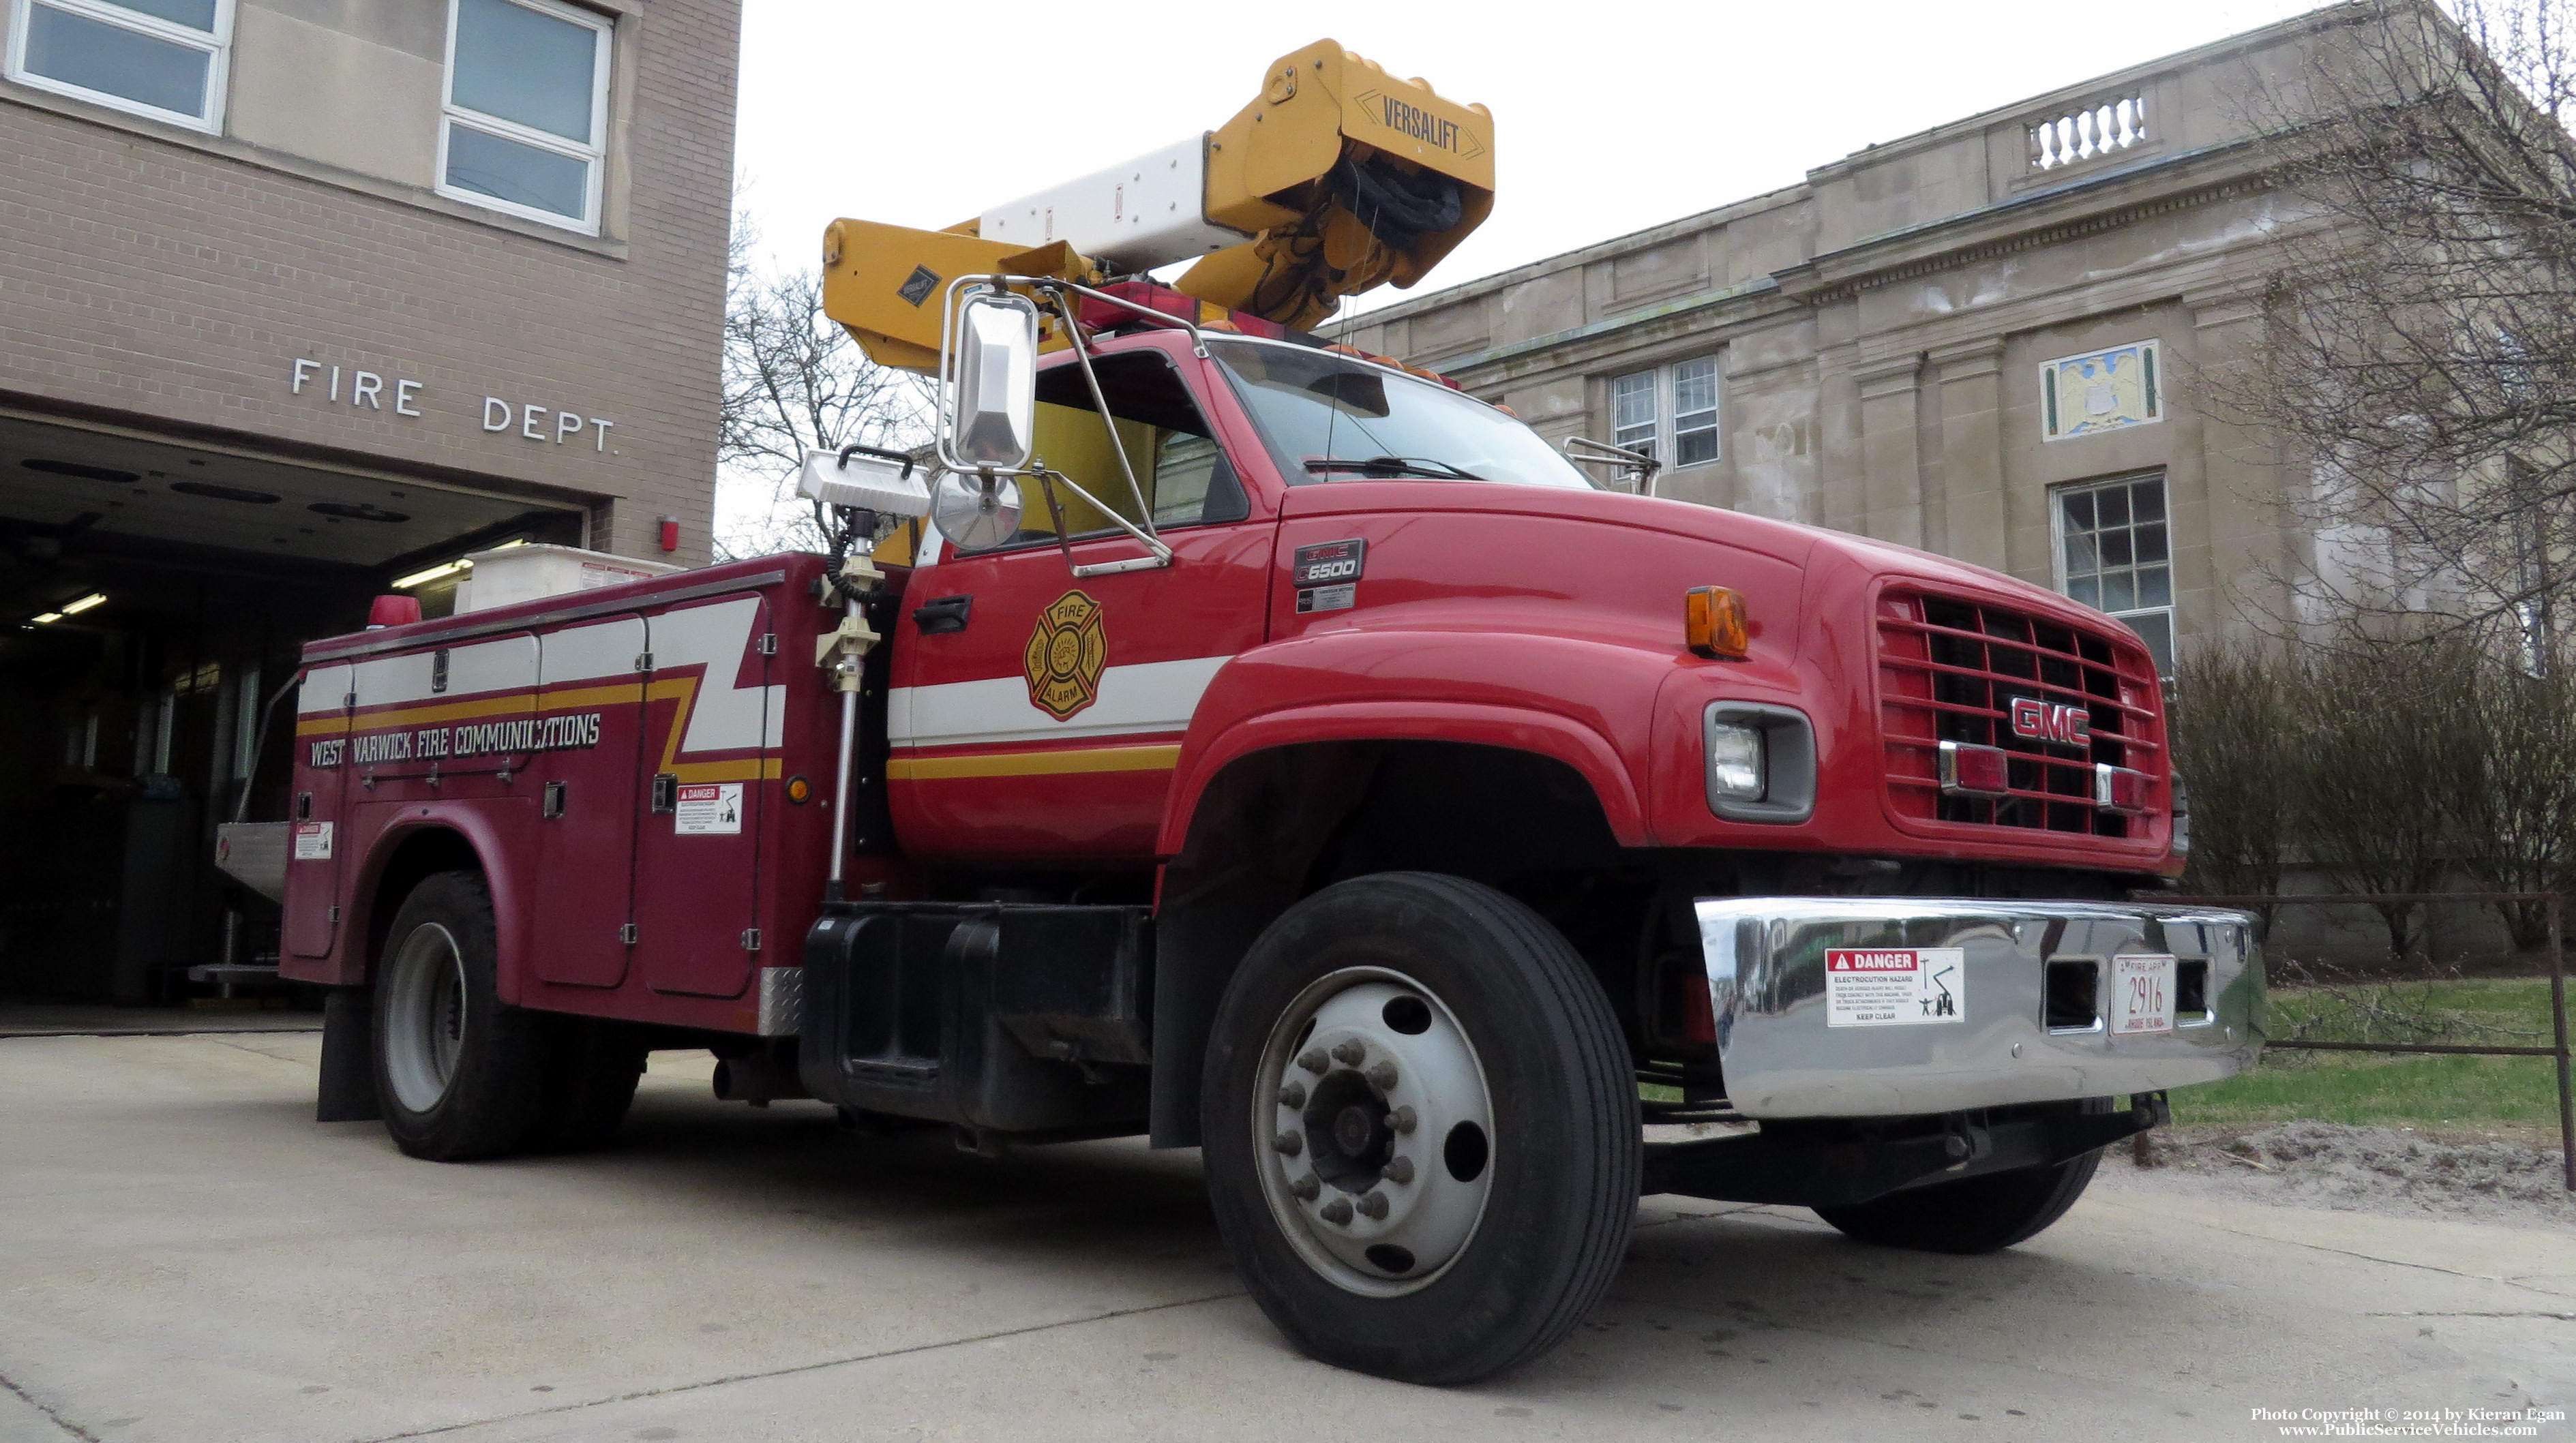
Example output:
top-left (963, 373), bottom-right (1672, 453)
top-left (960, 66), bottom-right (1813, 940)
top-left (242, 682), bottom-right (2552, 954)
top-left (888, 344), bottom-right (1270, 863)
top-left (282, 662), bottom-right (352, 959)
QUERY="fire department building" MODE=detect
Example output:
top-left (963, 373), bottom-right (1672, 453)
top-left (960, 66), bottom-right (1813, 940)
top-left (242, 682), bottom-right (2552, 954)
top-left (1333, 12), bottom-right (2334, 681)
top-left (0, 0), bottom-right (740, 1002)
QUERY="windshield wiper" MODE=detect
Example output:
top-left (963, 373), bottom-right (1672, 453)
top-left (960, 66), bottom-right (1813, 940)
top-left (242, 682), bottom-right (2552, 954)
top-left (1302, 455), bottom-right (1486, 482)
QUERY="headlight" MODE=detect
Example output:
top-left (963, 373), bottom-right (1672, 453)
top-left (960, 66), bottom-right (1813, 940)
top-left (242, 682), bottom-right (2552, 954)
top-left (1707, 722), bottom-right (1766, 800)
top-left (1702, 703), bottom-right (1816, 824)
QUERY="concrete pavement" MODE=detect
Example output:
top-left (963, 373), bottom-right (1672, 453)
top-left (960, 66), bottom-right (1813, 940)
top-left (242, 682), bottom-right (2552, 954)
top-left (0, 1032), bottom-right (2567, 1443)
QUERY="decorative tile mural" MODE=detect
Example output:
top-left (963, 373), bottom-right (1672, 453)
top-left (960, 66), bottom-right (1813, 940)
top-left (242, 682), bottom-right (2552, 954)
top-left (2041, 340), bottom-right (2161, 441)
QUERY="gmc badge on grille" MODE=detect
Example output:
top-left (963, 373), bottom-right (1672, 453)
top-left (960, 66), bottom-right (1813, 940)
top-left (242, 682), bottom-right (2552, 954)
top-left (2009, 697), bottom-right (2092, 747)
top-left (1293, 538), bottom-right (1366, 587)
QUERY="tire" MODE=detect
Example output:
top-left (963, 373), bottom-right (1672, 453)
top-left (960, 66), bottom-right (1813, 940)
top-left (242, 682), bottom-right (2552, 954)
top-left (1201, 872), bottom-right (1641, 1385)
top-left (522, 1017), bottom-right (648, 1153)
top-left (373, 870), bottom-right (550, 1161)
top-left (1811, 1099), bottom-right (2112, 1254)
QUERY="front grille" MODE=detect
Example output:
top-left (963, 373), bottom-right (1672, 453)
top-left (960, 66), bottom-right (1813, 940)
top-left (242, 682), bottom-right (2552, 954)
top-left (1877, 590), bottom-right (2163, 838)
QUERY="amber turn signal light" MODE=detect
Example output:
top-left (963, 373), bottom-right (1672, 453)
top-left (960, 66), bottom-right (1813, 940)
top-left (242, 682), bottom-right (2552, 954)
top-left (785, 774), bottom-right (813, 805)
top-left (1684, 586), bottom-right (1750, 660)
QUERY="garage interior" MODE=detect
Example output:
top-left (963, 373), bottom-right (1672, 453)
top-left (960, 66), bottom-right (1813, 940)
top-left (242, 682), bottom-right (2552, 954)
top-left (0, 412), bottom-right (588, 1005)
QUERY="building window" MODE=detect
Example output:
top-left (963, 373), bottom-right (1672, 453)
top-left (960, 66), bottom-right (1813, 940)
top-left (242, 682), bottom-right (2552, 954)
top-left (6, 0), bottom-right (231, 132)
top-left (2055, 472), bottom-right (2174, 674)
top-left (1606, 356), bottom-right (1720, 468)
top-left (2040, 339), bottom-right (2161, 441)
top-left (438, 0), bottom-right (610, 233)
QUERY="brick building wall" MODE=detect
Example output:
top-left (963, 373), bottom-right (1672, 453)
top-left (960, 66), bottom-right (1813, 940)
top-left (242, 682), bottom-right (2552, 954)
top-left (0, 0), bottom-right (740, 564)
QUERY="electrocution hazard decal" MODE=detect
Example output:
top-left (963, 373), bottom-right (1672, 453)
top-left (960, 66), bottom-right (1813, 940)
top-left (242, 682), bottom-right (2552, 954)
top-left (1825, 947), bottom-right (1965, 1027)
top-left (674, 783), bottom-right (743, 836)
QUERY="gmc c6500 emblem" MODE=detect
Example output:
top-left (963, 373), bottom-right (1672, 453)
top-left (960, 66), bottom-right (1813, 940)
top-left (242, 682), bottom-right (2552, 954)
top-left (2009, 697), bottom-right (2092, 746)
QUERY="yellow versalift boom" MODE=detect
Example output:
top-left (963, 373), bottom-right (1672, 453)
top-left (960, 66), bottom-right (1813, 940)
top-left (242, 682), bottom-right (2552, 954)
top-left (822, 40), bottom-right (1495, 371)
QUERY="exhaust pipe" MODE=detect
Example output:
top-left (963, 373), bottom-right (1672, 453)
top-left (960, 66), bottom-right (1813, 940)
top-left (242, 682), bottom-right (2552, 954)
top-left (712, 1050), bottom-right (809, 1106)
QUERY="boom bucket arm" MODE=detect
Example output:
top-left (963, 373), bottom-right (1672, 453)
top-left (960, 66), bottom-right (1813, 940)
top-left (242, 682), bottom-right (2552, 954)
top-left (820, 40), bottom-right (1494, 369)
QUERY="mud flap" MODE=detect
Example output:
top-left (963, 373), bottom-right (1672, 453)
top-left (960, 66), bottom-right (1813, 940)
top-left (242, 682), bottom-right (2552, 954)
top-left (316, 986), bottom-right (382, 1123)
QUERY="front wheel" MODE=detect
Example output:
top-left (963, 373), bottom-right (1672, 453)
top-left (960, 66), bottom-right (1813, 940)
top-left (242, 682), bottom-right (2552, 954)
top-left (1201, 872), bottom-right (1641, 1385)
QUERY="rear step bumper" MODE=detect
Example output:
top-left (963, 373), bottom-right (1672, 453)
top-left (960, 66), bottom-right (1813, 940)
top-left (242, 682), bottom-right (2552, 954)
top-left (1694, 896), bottom-right (2262, 1120)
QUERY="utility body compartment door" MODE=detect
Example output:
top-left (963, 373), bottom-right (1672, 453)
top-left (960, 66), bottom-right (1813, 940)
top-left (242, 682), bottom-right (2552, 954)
top-left (529, 616), bottom-right (648, 987)
top-left (281, 663), bottom-right (353, 961)
top-left (631, 590), bottom-right (778, 1000)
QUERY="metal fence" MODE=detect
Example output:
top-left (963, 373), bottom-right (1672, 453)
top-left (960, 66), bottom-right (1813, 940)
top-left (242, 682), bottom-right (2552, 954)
top-left (2161, 891), bottom-right (2573, 1191)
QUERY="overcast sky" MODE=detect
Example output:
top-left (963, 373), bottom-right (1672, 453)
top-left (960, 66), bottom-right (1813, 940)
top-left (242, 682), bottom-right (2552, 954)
top-left (732, 0), bottom-right (2327, 310)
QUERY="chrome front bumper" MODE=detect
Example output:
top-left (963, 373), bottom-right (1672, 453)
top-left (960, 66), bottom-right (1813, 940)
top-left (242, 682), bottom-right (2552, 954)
top-left (1695, 896), bottom-right (2263, 1119)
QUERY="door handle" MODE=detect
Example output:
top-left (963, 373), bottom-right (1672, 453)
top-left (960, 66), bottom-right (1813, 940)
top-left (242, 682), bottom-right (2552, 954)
top-left (912, 594), bottom-right (973, 635)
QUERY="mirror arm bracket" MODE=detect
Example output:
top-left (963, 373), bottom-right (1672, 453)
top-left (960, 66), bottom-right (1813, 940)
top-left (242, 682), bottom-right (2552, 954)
top-left (1043, 289), bottom-right (1163, 541)
top-left (1030, 468), bottom-right (1175, 575)
top-left (1036, 278), bottom-right (1212, 360)
top-left (1563, 435), bottom-right (1664, 498)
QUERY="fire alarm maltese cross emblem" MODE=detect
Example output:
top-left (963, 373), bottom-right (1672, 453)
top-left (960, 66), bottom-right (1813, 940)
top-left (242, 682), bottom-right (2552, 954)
top-left (1023, 590), bottom-right (1107, 720)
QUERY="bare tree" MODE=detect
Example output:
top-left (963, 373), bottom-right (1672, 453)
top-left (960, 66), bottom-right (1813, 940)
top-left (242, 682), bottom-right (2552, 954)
top-left (2292, 638), bottom-right (2487, 958)
top-left (717, 213), bottom-right (931, 560)
top-left (2463, 658), bottom-right (2576, 945)
top-left (2221, 0), bottom-right (2576, 665)
top-left (2170, 641), bottom-right (2299, 910)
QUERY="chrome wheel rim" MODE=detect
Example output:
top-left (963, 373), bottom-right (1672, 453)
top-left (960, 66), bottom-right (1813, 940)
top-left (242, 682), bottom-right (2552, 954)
top-left (383, 922), bottom-right (467, 1114)
top-left (1251, 967), bottom-right (1495, 1298)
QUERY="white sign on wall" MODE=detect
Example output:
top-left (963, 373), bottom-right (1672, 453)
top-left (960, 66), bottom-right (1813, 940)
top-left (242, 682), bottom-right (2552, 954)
top-left (288, 359), bottom-right (618, 453)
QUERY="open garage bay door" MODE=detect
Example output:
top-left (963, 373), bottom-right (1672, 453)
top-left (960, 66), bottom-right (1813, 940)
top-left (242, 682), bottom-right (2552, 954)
top-left (0, 414), bottom-right (588, 1004)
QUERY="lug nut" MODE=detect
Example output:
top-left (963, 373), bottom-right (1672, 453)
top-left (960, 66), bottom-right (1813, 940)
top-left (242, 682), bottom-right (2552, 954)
top-left (1280, 1081), bottom-right (1307, 1110)
top-left (1273, 1130), bottom-right (1303, 1157)
top-left (1355, 1191), bottom-right (1390, 1219)
top-left (1331, 1040), bottom-right (1366, 1066)
top-left (1388, 1105), bottom-right (1418, 1135)
top-left (1289, 1174), bottom-right (1320, 1201)
top-left (1382, 1156), bottom-right (1415, 1184)
top-left (1297, 1048), bottom-right (1330, 1074)
top-left (1320, 1197), bottom-right (1353, 1225)
top-left (1365, 1061), bottom-right (1398, 1091)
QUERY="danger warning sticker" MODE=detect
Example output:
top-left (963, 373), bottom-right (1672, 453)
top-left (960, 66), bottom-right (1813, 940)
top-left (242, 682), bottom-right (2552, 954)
top-left (292, 821), bottom-right (333, 861)
top-left (674, 782), bottom-right (743, 836)
top-left (1825, 947), bottom-right (1965, 1027)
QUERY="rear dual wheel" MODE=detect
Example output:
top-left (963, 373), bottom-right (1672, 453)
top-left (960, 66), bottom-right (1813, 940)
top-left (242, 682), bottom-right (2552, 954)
top-left (375, 870), bottom-right (644, 1160)
top-left (1203, 872), bottom-right (1641, 1385)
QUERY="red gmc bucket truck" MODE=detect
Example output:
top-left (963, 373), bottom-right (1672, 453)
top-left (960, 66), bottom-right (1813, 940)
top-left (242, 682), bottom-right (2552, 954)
top-left (236, 44), bottom-right (2263, 1384)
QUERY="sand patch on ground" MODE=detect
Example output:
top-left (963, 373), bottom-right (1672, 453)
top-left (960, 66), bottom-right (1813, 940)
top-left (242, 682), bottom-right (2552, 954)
top-left (2102, 1118), bottom-right (2575, 1228)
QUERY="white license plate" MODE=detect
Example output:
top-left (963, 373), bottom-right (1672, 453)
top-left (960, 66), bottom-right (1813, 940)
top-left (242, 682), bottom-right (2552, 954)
top-left (2110, 954), bottom-right (2177, 1035)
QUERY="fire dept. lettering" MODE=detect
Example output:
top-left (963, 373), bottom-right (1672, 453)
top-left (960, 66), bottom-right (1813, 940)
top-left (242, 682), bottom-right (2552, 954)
top-left (308, 713), bottom-right (604, 768)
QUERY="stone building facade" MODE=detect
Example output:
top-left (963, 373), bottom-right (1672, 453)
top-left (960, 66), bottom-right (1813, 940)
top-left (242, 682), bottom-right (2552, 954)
top-left (1330, 9), bottom-right (2346, 674)
top-left (0, 0), bottom-right (740, 1002)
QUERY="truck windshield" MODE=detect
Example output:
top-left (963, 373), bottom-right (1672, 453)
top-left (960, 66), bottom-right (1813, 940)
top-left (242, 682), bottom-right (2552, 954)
top-left (1208, 339), bottom-right (1598, 492)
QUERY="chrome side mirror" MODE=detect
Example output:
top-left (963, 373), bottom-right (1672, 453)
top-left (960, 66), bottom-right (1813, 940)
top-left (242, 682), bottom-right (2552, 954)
top-left (941, 286), bottom-right (1040, 472)
top-left (928, 470), bottom-right (1023, 551)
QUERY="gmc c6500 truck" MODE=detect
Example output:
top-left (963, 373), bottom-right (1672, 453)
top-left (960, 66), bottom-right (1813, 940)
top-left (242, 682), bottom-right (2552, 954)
top-left (245, 43), bottom-right (2262, 1384)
